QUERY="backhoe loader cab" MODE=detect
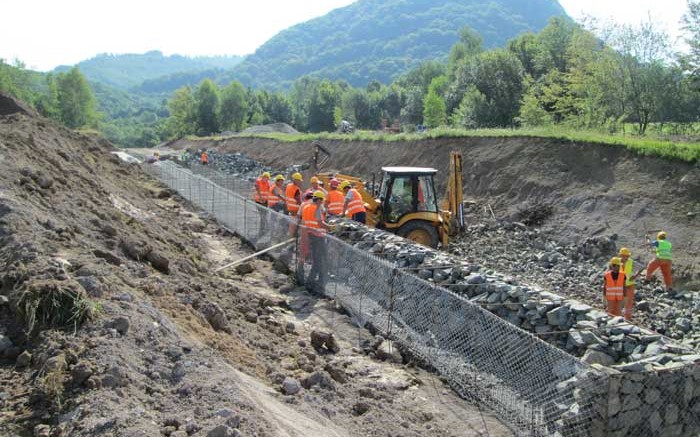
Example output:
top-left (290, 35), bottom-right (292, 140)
top-left (375, 167), bottom-right (447, 248)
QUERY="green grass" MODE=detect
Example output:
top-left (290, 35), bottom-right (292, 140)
top-left (198, 127), bottom-right (700, 163)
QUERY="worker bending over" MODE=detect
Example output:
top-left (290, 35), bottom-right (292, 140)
top-left (340, 180), bottom-right (366, 224)
top-left (326, 179), bottom-right (344, 216)
top-left (301, 191), bottom-right (330, 288)
top-left (645, 231), bottom-right (673, 293)
top-left (286, 173), bottom-right (304, 216)
top-left (602, 257), bottom-right (626, 317)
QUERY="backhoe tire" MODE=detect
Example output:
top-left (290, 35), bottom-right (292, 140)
top-left (397, 220), bottom-right (439, 248)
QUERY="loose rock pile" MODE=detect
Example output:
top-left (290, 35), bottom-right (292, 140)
top-left (450, 218), bottom-right (700, 351)
top-left (330, 219), bottom-right (699, 371)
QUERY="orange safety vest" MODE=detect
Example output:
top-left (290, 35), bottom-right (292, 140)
top-left (285, 183), bottom-right (302, 215)
top-left (302, 203), bottom-right (326, 236)
top-left (346, 188), bottom-right (366, 216)
top-left (201, 152), bottom-right (208, 164)
top-left (327, 190), bottom-right (344, 215)
top-left (254, 177), bottom-right (270, 204)
top-left (268, 184), bottom-right (284, 207)
top-left (605, 271), bottom-right (625, 301)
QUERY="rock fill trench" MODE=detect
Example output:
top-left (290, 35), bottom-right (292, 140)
top-left (156, 160), bottom-right (700, 437)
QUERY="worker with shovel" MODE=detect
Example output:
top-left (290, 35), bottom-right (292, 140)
top-left (300, 191), bottom-right (330, 290)
top-left (645, 231), bottom-right (673, 293)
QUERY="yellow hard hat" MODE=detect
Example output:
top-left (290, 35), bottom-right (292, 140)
top-left (310, 176), bottom-right (319, 184)
top-left (610, 257), bottom-right (622, 266)
top-left (292, 172), bottom-right (303, 181)
top-left (619, 247), bottom-right (631, 256)
top-left (312, 190), bottom-right (326, 200)
top-left (657, 231), bottom-right (667, 240)
top-left (262, 172), bottom-right (271, 178)
top-left (274, 175), bottom-right (285, 182)
top-left (339, 180), bottom-right (351, 190)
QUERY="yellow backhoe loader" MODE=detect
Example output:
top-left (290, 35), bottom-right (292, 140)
top-left (318, 151), bottom-right (464, 248)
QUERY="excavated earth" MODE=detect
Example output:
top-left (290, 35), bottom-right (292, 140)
top-left (171, 136), bottom-right (700, 288)
top-left (0, 100), bottom-right (512, 436)
top-left (168, 135), bottom-right (700, 350)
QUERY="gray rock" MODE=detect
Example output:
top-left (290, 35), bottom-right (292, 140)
top-left (71, 361), bottom-right (93, 385)
top-left (546, 306), bottom-right (570, 327)
top-left (234, 262), bottom-right (254, 275)
top-left (375, 341), bottom-right (403, 364)
top-left (147, 251), bottom-right (170, 274)
top-left (16, 350), bottom-right (32, 368)
top-left (76, 276), bottom-right (104, 298)
top-left (570, 303), bottom-right (592, 313)
top-left (200, 302), bottom-right (229, 331)
top-left (644, 388), bottom-right (661, 404)
top-left (111, 316), bottom-right (130, 335)
top-left (282, 377), bottom-right (301, 395)
top-left (621, 380), bottom-right (643, 395)
top-left (245, 312), bottom-right (258, 323)
top-left (466, 274), bottom-right (486, 285)
top-left (0, 295), bottom-right (8, 305)
top-left (675, 317), bottom-right (692, 333)
top-left (0, 335), bottom-right (13, 355)
top-left (581, 350), bottom-right (615, 367)
top-left (665, 403), bottom-right (679, 424)
top-left (310, 330), bottom-right (339, 353)
top-left (207, 425), bottom-right (234, 437)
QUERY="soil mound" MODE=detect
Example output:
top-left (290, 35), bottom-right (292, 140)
top-left (239, 123), bottom-right (299, 135)
top-left (0, 92), bottom-right (37, 117)
top-left (0, 106), bottom-right (509, 436)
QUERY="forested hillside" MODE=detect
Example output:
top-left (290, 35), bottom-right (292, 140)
top-left (54, 51), bottom-right (243, 90)
top-left (232, 0), bottom-right (567, 88)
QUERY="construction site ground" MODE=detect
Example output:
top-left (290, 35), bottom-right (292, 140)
top-left (0, 108), bottom-right (511, 436)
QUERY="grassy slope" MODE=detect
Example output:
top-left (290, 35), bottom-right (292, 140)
top-left (200, 127), bottom-right (700, 163)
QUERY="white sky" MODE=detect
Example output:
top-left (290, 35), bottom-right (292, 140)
top-left (0, 0), bottom-right (691, 71)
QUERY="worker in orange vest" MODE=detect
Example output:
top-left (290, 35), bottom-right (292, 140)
top-left (340, 180), bottom-right (366, 224)
top-left (285, 173), bottom-right (304, 216)
top-left (268, 175), bottom-right (286, 213)
top-left (645, 231), bottom-right (673, 293)
top-left (200, 150), bottom-right (209, 166)
top-left (300, 190), bottom-right (329, 288)
top-left (309, 176), bottom-right (327, 197)
top-left (326, 179), bottom-right (344, 216)
top-left (602, 257), bottom-right (626, 317)
top-left (254, 172), bottom-right (271, 205)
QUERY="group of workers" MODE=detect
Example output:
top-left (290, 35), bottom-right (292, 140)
top-left (253, 171), bottom-right (368, 287)
top-left (253, 171), bottom-right (366, 223)
top-left (602, 231), bottom-right (673, 321)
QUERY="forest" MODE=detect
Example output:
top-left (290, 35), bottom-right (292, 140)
top-left (1, 2), bottom-right (699, 159)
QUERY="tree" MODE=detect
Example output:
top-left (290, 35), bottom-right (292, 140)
top-left (218, 81), bottom-right (247, 131)
top-left (451, 49), bottom-right (525, 127)
top-left (35, 73), bottom-right (60, 120)
top-left (423, 90), bottom-right (447, 128)
top-left (56, 67), bottom-right (99, 129)
top-left (603, 19), bottom-right (672, 134)
top-left (451, 86), bottom-right (489, 128)
top-left (448, 27), bottom-right (483, 77)
top-left (681, 0), bottom-right (700, 87)
top-left (194, 79), bottom-right (220, 135)
top-left (166, 86), bottom-right (196, 138)
top-left (308, 80), bottom-right (341, 132)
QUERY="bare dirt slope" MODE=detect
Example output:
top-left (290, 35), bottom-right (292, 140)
top-left (0, 97), bottom-right (510, 436)
top-left (172, 136), bottom-right (700, 287)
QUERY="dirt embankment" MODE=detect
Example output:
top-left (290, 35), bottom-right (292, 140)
top-left (172, 136), bottom-right (700, 287)
top-left (0, 96), bottom-right (510, 436)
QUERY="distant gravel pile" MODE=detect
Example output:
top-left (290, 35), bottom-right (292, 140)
top-left (239, 123), bottom-right (299, 135)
